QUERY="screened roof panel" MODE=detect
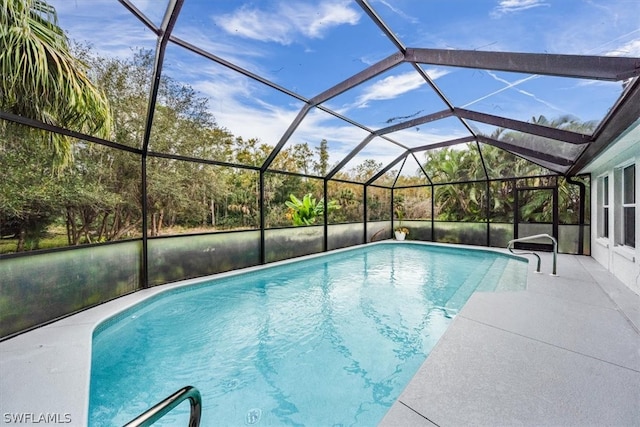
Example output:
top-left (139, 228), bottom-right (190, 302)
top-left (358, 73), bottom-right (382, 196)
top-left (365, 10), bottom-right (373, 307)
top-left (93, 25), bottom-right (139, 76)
top-left (396, 154), bottom-right (429, 184)
top-left (478, 143), bottom-right (556, 179)
top-left (432, 68), bottom-right (622, 134)
top-left (267, 107), bottom-right (371, 175)
top-left (321, 63), bottom-right (449, 131)
top-left (467, 120), bottom-right (586, 164)
top-left (517, 154), bottom-right (570, 175)
top-left (171, 0), bottom-right (398, 98)
top-left (369, 0), bottom-right (640, 56)
top-left (384, 116), bottom-right (472, 149)
top-left (421, 143), bottom-right (486, 184)
top-left (126, 0), bottom-right (171, 27)
top-left (336, 137), bottom-right (407, 183)
top-left (149, 42), bottom-right (306, 165)
top-left (369, 172), bottom-right (396, 188)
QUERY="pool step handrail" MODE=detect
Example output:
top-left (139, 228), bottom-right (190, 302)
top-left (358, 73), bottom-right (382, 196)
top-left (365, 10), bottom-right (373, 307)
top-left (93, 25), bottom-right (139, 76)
top-left (124, 385), bottom-right (202, 427)
top-left (507, 233), bottom-right (557, 276)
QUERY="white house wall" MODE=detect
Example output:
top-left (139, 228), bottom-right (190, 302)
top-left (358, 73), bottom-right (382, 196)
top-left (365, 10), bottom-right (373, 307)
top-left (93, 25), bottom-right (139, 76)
top-left (586, 122), bottom-right (640, 295)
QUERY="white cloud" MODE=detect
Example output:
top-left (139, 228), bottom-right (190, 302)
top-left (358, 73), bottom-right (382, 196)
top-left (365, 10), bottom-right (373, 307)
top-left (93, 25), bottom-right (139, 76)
top-left (189, 69), bottom-right (370, 156)
top-left (357, 73), bottom-right (425, 106)
top-left (49, 0), bottom-right (157, 60)
top-left (374, 0), bottom-right (419, 24)
top-left (214, 1), bottom-right (360, 45)
top-left (491, 0), bottom-right (549, 18)
top-left (604, 38), bottom-right (640, 57)
top-left (191, 77), bottom-right (294, 145)
top-left (169, 25), bottom-right (267, 73)
top-left (426, 68), bottom-right (451, 81)
top-left (355, 69), bottom-right (449, 108)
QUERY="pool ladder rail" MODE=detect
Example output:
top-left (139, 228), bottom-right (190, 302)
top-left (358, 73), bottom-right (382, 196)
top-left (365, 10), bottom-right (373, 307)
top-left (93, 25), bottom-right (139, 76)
top-left (124, 385), bottom-right (202, 427)
top-left (507, 233), bottom-right (558, 276)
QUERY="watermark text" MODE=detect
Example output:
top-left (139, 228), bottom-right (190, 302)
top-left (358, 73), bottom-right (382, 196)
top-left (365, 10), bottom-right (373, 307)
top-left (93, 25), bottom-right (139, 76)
top-left (3, 413), bottom-right (72, 424)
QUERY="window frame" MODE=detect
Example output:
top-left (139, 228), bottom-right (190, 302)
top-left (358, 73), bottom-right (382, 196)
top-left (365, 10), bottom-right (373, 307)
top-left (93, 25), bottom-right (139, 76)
top-left (598, 174), bottom-right (609, 239)
top-left (621, 164), bottom-right (635, 248)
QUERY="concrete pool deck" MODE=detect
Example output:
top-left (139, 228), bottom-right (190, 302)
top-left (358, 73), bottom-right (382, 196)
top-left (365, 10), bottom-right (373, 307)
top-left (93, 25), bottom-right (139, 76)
top-left (381, 251), bottom-right (640, 426)
top-left (1, 244), bottom-right (639, 426)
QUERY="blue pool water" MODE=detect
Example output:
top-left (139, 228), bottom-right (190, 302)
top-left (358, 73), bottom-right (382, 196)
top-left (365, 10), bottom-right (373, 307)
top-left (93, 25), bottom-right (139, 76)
top-left (89, 243), bottom-right (527, 426)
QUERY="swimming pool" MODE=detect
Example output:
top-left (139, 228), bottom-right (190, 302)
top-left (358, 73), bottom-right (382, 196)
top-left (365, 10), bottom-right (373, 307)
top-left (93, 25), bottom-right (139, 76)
top-left (89, 243), bottom-right (527, 426)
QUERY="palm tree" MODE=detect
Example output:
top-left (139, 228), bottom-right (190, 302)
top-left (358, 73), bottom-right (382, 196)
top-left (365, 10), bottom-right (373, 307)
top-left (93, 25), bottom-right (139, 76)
top-left (423, 145), bottom-right (486, 221)
top-left (0, 0), bottom-right (111, 168)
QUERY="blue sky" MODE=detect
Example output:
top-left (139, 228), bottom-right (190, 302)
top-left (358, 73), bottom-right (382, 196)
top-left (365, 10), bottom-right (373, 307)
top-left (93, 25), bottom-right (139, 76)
top-left (49, 0), bottom-right (640, 174)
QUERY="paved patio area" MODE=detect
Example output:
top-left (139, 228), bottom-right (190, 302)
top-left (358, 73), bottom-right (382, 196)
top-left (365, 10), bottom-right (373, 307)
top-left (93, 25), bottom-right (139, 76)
top-left (1, 247), bottom-right (639, 426)
top-left (380, 252), bottom-right (640, 426)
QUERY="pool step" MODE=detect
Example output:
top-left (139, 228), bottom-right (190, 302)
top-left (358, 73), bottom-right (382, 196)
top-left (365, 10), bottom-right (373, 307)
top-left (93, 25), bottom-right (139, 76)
top-left (494, 258), bottom-right (529, 292)
top-left (445, 257), bottom-right (527, 312)
top-left (474, 256), bottom-right (509, 292)
top-left (444, 258), bottom-right (501, 310)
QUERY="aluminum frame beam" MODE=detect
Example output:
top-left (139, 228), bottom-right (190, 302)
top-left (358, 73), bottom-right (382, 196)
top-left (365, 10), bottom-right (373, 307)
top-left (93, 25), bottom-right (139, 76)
top-left (375, 109), bottom-right (454, 135)
top-left (118, 0), bottom-right (159, 34)
top-left (260, 105), bottom-right (311, 172)
top-left (411, 151), bottom-right (433, 185)
top-left (309, 52), bottom-right (404, 106)
top-left (454, 108), bottom-right (591, 144)
top-left (569, 77), bottom-right (640, 175)
top-left (326, 134), bottom-right (376, 180)
top-left (366, 152), bottom-right (409, 185)
top-left (477, 136), bottom-right (572, 167)
top-left (170, 36), bottom-right (307, 104)
top-left (355, 0), bottom-right (405, 53)
top-left (409, 136), bottom-right (476, 153)
top-left (0, 111), bottom-right (142, 155)
top-left (140, 0), bottom-right (183, 153)
top-left (405, 48), bottom-right (640, 81)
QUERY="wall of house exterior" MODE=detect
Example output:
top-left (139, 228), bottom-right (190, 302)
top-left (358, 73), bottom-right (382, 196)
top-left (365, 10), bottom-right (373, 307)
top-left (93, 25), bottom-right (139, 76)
top-left (587, 131), bottom-right (639, 295)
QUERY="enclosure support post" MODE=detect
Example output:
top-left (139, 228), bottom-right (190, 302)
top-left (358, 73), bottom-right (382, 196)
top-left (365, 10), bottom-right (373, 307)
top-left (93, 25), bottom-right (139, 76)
top-left (475, 140), bottom-right (491, 248)
top-left (486, 180), bottom-right (491, 247)
top-left (552, 181), bottom-right (559, 245)
top-left (513, 179), bottom-right (519, 240)
top-left (430, 185), bottom-right (435, 242)
top-left (137, 0), bottom-right (184, 288)
top-left (259, 171), bottom-right (266, 264)
top-left (363, 184), bottom-right (368, 244)
top-left (323, 179), bottom-right (328, 252)
top-left (391, 188), bottom-right (396, 235)
top-left (566, 176), bottom-right (586, 255)
top-left (141, 155), bottom-right (149, 288)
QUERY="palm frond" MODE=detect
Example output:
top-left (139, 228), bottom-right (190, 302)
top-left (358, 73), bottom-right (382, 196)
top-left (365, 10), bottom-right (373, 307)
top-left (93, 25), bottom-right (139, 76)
top-left (0, 0), bottom-right (112, 170)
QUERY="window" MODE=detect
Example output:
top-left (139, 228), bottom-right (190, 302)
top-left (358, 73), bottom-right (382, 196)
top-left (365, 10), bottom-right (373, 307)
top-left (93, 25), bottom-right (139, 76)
top-left (599, 175), bottom-right (609, 238)
top-left (622, 165), bottom-right (635, 247)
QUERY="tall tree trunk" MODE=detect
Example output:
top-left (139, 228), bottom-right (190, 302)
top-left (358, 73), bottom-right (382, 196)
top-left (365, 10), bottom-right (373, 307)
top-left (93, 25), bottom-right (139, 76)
top-left (151, 212), bottom-right (158, 237)
top-left (66, 209), bottom-right (72, 245)
top-left (112, 220), bottom-right (139, 240)
top-left (108, 209), bottom-right (121, 240)
top-left (16, 228), bottom-right (26, 252)
top-left (66, 208), bottom-right (79, 245)
top-left (157, 210), bottom-right (164, 235)
top-left (97, 212), bottom-right (109, 241)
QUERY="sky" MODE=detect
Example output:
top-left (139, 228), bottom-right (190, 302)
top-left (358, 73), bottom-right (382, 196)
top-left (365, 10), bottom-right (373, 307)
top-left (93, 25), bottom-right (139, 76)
top-left (48, 0), bottom-right (640, 176)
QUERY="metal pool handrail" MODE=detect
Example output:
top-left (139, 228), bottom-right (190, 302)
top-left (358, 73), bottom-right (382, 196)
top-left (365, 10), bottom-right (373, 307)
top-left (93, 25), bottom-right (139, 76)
top-left (123, 386), bottom-right (202, 427)
top-left (507, 233), bottom-right (558, 276)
